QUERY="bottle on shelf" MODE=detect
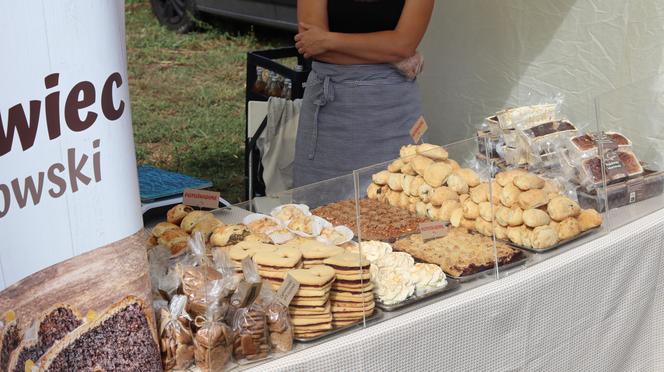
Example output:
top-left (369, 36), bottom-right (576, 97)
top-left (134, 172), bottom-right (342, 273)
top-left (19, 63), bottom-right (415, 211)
top-left (252, 66), bottom-right (267, 95)
top-left (266, 71), bottom-right (283, 98)
top-left (282, 79), bottom-right (292, 100)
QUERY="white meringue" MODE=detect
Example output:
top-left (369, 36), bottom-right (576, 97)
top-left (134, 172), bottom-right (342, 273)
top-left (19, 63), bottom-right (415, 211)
top-left (357, 241), bottom-right (393, 263)
top-left (374, 252), bottom-right (415, 271)
top-left (410, 263), bottom-right (447, 296)
top-left (372, 267), bottom-right (415, 305)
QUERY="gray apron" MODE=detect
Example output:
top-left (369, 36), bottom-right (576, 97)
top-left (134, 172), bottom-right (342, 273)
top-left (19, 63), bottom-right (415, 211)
top-left (293, 61), bottom-right (422, 187)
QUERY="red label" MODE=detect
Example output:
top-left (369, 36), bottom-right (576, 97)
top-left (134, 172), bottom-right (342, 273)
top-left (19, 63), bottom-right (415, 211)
top-left (419, 221), bottom-right (448, 240)
top-left (410, 116), bottom-right (428, 144)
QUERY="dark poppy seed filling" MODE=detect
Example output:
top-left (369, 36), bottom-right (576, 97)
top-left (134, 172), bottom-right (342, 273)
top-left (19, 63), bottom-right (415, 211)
top-left (12, 307), bottom-right (82, 372)
top-left (0, 323), bottom-right (21, 371)
top-left (45, 303), bottom-right (161, 372)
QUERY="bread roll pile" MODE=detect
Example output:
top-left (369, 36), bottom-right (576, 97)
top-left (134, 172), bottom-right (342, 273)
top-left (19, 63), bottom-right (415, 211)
top-left (367, 144), bottom-right (604, 250)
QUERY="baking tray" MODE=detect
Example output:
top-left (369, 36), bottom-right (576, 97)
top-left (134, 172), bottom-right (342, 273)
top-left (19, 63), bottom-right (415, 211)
top-left (445, 249), bottom-right (532, 283)
top-left (375, 279), bottom-right (461, 312)
top-left (294, 309), bottom-right (383, 343)
top-left (507, 227), bottom-right (601, 253)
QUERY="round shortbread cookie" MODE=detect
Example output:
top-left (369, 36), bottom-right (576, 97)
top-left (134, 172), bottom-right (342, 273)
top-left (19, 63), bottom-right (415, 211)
top-left (288, 265), bottom-right (337, 286)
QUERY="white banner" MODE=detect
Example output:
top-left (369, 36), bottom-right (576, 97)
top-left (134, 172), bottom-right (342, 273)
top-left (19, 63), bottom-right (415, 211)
top-left (0, 0), bottom-right (143, 289)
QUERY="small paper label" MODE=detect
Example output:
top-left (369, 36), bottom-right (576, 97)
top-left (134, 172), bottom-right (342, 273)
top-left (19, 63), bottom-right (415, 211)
top-left (183, 188), bottom-right (220, 209)
top-left (410, 116), bottom-right (428, 144)
top-left (627, 179), bottom-right (647, 204)
top-left (241, 257), bottom-right (261, 283)
top-left (231, 280), bottom-right (253, 308)
top-left (419, 221), bottom-right (448, 240)
top-left (276, 274), bottom-right (300, 306)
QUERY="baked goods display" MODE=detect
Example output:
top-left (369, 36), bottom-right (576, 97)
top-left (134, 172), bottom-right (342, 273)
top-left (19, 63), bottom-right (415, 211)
top-left (287, 266), bottom-right (335, 338)
top-left (393, 229), bottom-right (524, 277)
top-left (313, 199), bottom-right (428, 241)
top-left (324, 253), bottom-right (375, 327)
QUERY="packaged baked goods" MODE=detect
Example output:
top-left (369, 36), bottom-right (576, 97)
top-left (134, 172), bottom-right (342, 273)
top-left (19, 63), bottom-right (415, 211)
top-left (231, 298), bottom-right (270, 361)
top-left (193, 301), bottom-right (234, 371)
top-left (568, 131), bottom-right (632, 158)
top-left (159, 295), bottom-right (195, 371)
top-left (255, 285), bottom-right (293, 353)
top-left (496, 104), bottom-right (559, 130)
top-left (578, 150), bottom-right (644, 189)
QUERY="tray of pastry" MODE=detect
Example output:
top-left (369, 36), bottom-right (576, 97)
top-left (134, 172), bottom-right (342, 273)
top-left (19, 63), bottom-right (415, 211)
top-left (393, 229), bottom-right (530, 283)
top-left (445, 250), bottom-right (531, 282)
top-left (312, 198), bottom-right (428, 242)
top-left (375, 279), bottom-right (461, 312)
top-left (506, 226), bottom-right (601, 253)
top-left (293, 309), bottom-right (383, 343)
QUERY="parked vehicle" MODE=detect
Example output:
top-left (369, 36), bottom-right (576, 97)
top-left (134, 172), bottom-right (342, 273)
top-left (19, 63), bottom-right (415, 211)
top-left (150, 0), bottom-right (298, 33)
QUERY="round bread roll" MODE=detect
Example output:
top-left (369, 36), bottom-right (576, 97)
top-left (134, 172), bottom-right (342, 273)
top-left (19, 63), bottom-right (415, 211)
top-left (388, 159), bottom-right (404, 173)
top-left (210, 224), bottom-right (250, 247)
top-left (462, 199), bottom-right (480, 220)
top-left (444, 158), bottom-right (461, 171)
top-left (446, 173), bottom-right (469, 194)
top-left (557, 217), bottom-right (581, 240)
top-left (167, 204), bottom-right (193, 225)
top-left (401, 162), bottom-right (417, 176)
top-left (531, 225), bottom-right (559, 249)
top-left (518, 189), bottom-right (549, 210)
top-left (400, 145), bottom-right (418, 162)
top-left (475, 217), bottom-right (494, 237)
top-left (523, 209), bottom-right (551, 228)
top-left (191, 218), bottom-right (224, 241)
top-left (494, 224), bottom-right (508, 240)
top-left (415, 201), bottom-right (428, 217)
top-left (460, 219), bottom-right (476, 230)
top-left (152, 222), bottom-right (180, 238)
top-left (489, 181), bottom-right (503, 205)
top-left (387, 190), bottom-right (401, 207)
top-left (459, 194), bottom-right (470, 204)
top-left (478, 201), bottom-right (494, 222)
top-left (455, 168), bottom-right (481, 188)
top-left (439, 200), bottom-right (461, 221)
top-left (430, 186), bottom-right (458, 207)
top-left (419, 183), bottom-right (434, 203)
top-left (541, 179), bottom-right (561, 195)
top-left (180, 210), bottom-right (216, 233)
top-left (425, 203), bottom-right (439, 220)
top-left (577, 209), bottom-right (603, 232)
top-left (500, 183), bottom-right (521, 208)
top-left (388, 172), bottom-right (405, 191)
top-left (367, 183), bottom-right (382, 199)
top-left (494, 206), bottom-right (511, 227)
top-left (398, 192), bottom-right (410, 209)
top-left (409, 176), bottom-right (426, 197)
top-left (416, 143), bottom-right (448, 160)
top-left (412, 155), bottom-right (435, 176)
top-left (506, 206), bottom-right (524, 227)
top-left (507, 225), bottom-right (527, 246)
top-left (402, 175), bottom-right (415, 196)
top-left (377, 185), bottom-right (390, 203)
top-left (470, 183), bottom-right (489, 204)
top-left (372, 170), bottom-right (390, 186)
top-left (513, 173), bottom-right (546, 191)
top-left (423, 162), bottom-right (453, 188)
top-left (547, 196), bottom-right (581, 222)
top-left (520, 227), bottom-right (534, 248)
top-left (495, 168), bottom-right (528, 187)
top-left (450, 208), bottom-right (464, 227)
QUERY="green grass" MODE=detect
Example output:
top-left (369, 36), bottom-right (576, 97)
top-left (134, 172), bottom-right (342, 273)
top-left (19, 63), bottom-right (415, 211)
top-left (125, 1), bottom-right (292, 203)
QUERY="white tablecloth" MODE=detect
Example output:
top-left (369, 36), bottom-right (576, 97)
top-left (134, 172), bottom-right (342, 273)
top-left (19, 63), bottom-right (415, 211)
top-left (252, 206), bottom-right (664, 371)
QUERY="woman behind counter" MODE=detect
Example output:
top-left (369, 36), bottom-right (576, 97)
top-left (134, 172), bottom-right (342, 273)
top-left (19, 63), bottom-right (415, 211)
top-left (293, 0), bottom-right (435, 187)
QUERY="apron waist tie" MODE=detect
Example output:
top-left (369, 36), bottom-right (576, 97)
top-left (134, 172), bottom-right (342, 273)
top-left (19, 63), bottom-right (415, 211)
top-left (308, 74), bottom-right (335, 160)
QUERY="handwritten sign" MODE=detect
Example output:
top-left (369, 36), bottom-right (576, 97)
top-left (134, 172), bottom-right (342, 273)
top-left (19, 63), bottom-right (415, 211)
top-left (183, 188), bottom-right (219, 209)
top-left (419, 221), bottom-right (448, 241)
top-left (410, 115), bottom-right (429, 144)
top-left (276, 274), bottom-right (300, 306)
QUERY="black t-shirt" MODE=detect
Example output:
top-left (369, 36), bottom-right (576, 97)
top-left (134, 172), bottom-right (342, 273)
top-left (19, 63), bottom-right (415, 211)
top-left (328, 0), bottom-right (406, 33)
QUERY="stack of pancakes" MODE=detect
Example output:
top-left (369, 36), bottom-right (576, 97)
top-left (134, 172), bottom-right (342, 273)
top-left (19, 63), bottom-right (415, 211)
top-left (286, 266), bottom-right (336, 339)
top-left (228, 242), bottom-right (278, 275)
top-left (253, 246), bottom-right (303, 288)
top-left (297, 240), bottom-right (345, 268)
top-left (323, 252), bottom-right (375, 328)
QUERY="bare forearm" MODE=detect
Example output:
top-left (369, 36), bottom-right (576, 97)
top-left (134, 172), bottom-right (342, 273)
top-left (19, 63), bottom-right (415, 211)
top-left (313, 50), bottom-right (376, 65)
top-left (325, 31), bottom-right (416, 63)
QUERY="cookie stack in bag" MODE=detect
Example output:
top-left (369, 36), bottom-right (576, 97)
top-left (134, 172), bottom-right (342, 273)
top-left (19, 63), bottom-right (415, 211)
top-left (323, 252), bottom-right (375, 328)
top-left (254, 246), bottom-right (303, 289)
top-left (286, 266), bottom-right (336, 339)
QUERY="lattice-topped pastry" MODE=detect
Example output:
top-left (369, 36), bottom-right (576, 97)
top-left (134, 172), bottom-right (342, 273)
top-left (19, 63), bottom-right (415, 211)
top-left (393, 228), bottom-right (524, 277)
top-left (312, 199), bottom-right (427, 242)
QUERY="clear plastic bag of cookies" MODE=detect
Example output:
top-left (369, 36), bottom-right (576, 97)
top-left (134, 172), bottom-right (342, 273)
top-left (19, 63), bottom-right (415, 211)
top-left (255, 285), bottom-right (294, 353)
top-left (231, 300), bottom-right (271, 362)
top-left (158, 295), bottom-right (195, 371)
top-left (193, 301), bottom-right (234, 372)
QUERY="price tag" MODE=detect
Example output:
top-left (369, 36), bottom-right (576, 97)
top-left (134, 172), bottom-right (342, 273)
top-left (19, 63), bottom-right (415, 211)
top-left (183, 188), bottom-right (220, 209)
top-left (276, 274), bottom-right (300, 306)
top-left (627, 178), bottom-right (646, 204)
top-left (419, 221), bottom-right (448, 241)
top-left (410, 115), bottom-right (428, 144)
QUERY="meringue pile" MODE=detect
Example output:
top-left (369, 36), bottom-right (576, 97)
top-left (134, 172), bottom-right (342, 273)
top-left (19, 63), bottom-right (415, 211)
top-left (350, 241), bottom-right (447, 305)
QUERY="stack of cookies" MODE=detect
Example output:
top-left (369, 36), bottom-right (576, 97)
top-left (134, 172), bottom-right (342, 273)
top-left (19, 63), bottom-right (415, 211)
top-left (323, 252), bottom-right (375, 328)
top-left (287, 266), bottom-right (336, 339)
top-left (232, 304), bottom-right (270, 361)
top-left (228, 241), bottom-right (277, 275)
top-left (297, 240), bottom-right (345, 268)
top-left (253, 246), bottom-right (303, 289)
